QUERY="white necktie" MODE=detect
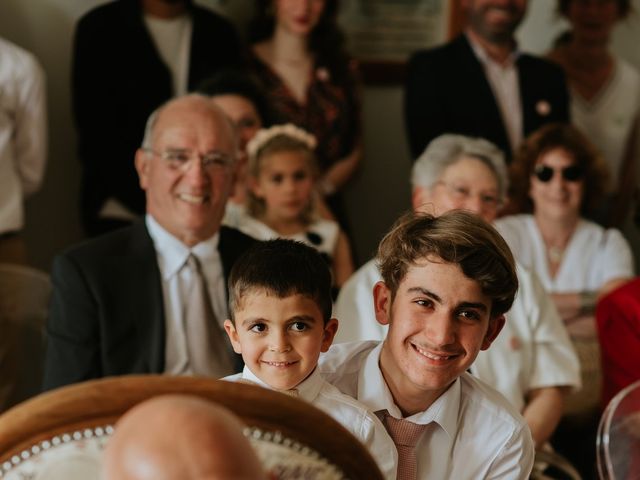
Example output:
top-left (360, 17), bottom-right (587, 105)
top-left (184, 254), bottom-right (234, 377)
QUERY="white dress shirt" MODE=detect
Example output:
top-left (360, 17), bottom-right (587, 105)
top-left (143, 13), bottom-right (192, 96)
top-left (0, 37), bottom-right (47, 234)
top-left (467, 33), bottom-right (523, 153)
top-left (225, 366), bottom-right (398, 479)
top-left (334, 259), bottom-right (581, 410)
top-left (319, 342), bottom-right (535, 480)
top-left (146, 215), bottom-right (230, 375)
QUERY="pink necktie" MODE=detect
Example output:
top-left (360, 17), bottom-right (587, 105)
top-left (383, 413), bottom-right (428, 480)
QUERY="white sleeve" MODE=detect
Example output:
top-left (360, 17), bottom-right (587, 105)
top-left (521, 268), bottom-right (581, 391)
top-left (334, 261), bottom-right (386, 343)
top-left (14, 54), bottom-right (47, 196)
top-left (486, 423), bottom-right (535, 480)
top-left (597, 228), bottom-right (635, 282)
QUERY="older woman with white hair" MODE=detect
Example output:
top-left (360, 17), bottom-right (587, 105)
top-left (334, 133), bottom-right (580, 449)
top-left (409, 133), bottom-right (508, 219)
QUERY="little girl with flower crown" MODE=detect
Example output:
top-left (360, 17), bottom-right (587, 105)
top-left (223, 124), bottom-right (354, 290)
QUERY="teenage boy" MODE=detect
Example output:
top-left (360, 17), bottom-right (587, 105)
top-left (223, 239), bottom-right (397, 479)
top-left (321, 210), bottom-right (535, 479)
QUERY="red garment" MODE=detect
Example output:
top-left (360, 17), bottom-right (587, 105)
top-left (249, 54), bottom-right (361, 172)
top-left (597, 278), bottom-right (640, 407)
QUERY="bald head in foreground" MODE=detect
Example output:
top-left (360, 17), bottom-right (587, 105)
top-left (103, 395), bottom-right (267, 480)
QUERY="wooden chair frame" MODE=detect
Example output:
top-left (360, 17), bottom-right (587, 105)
top-left (0, 375), bottom-right (384, 479)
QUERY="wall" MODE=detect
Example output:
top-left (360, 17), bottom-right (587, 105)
top-left (0, 0), bottom-right (639, 271)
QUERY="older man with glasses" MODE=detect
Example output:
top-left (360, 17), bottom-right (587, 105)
top-left (43, 95), bottom-right (256, 390)
top-left (334, 133), bottom-right (580, 449)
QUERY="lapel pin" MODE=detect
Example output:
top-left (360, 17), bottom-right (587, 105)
top-left (536, 100), bottom-right (551, 116)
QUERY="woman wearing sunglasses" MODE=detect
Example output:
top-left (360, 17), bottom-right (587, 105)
top-left (496, 123), bottom-right (634, 475)
top-left (497, 123), bottom-right (633, 321)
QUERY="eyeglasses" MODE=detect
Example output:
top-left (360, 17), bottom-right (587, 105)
top-left (435, 181), bottom-right (502, 209)
top-left (533, 164), bottom-right (583, 183)
top-left (145, 148), bottom-right (234, 172)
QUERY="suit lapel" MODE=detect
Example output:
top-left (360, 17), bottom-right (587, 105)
top-left (518, 55), bottom-right (544, 137)
top-left (218, 226), bottom-right (254, 372)
top-left (121, 0), bottom-right (172, 95)
top-left (126, 221), bottom-right (166, 373)
top-left (455, 36), bottom-right (511, 154)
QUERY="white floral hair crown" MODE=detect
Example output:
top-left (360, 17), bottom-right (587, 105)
top-left (246, 123), bottom-right (317, 160)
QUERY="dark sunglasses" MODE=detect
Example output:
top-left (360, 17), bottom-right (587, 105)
top-left (533, 164), bottom-right (584, 182)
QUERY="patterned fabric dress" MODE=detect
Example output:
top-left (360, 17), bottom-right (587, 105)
top-left (249, 53), bottom-right (361, 174)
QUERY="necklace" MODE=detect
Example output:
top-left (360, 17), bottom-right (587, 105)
top-left (547, 245), bottom-right (564, 264)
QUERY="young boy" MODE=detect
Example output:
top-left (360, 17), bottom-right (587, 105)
top-left (320, 210), bottom-right (535, 479)
top-left (223, 239), bottom-right (397, 479)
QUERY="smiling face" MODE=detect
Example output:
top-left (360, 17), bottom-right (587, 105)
top-left (463, 0), bottom-right (528, 43)
top-left (274, 0), bottom-right (326, 36)
top-left (375, 257), bottom-right (504, 414)
top-left (224, 291), bottom-right (338, 391)
top-left (412, 156), bottom-right (502, 223)
top-left (251, 150), bottom-right (315, 224)
top-left (529, 147), bottom-right (584, 223)
top-left (135, 97), bottom-right (236, 246)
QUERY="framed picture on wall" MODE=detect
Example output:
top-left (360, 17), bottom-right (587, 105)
top-left (338, 0), bottom-right (464, 84)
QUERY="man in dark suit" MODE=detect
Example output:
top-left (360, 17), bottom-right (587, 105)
top-left (405, 0), bottom-right (570, 162)
top-left (73, 0), bottom-right (243, 236)
top-left (43, 95), bottom-right (256, 390)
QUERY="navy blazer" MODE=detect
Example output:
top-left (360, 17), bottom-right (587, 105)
top-left (43, 222), bottom-right (256, 391)
top-left (72, 0), bottom-right (244, 233)
top-left (404, 35), bottom-right (570, 162)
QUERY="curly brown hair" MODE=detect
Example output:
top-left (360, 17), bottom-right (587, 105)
top-left (509, 123), bottom-right (610, 215)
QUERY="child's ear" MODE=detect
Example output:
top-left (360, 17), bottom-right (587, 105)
top-left (373, 281), bottom-right (392, 326)
top-left (320, 318), bottom-right (339, 353)
top-left (248, 175), bottom-right (263, 198)
top-left (223, 319), bottom-right (243, 354)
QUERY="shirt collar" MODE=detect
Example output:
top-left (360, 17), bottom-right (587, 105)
top-left (145, 214), bottom-right (220, 280)
top-left (358, 342), bottom-right (402, 414)
top-left (465, 31), bottom-right (520, 68)
top-left (241, 365), bottom-right (324, 402)
top-left (358, 342), bottom-right (459, 439)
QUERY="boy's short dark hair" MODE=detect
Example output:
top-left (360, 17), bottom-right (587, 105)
top-left (377, 210), bottom-right (518, 319)
top-left (228, 239), bottom-right (333, 323)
